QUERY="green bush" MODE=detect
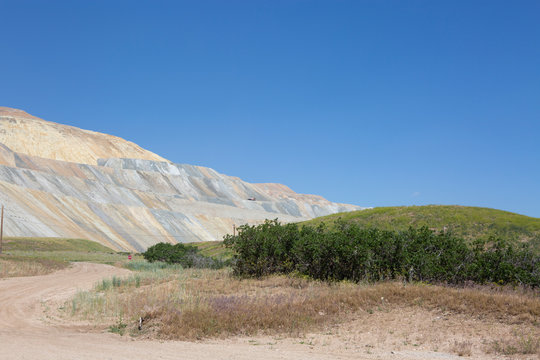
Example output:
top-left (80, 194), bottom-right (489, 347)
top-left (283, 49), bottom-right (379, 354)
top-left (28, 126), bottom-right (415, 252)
top-left (468, 238), bottom-right (540, 286)
top-left (224, 219), bottom-right (540, 287)
top-left (143, 242), bottom-right (227, 269)
top-left (223, 220), bottom-right (298, 277)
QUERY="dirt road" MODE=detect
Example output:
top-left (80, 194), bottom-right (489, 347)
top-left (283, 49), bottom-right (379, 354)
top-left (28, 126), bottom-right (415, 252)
top-left (0, 263), bottom-right (476, 360)
top-left (0, 263), bottom-right (358, 360)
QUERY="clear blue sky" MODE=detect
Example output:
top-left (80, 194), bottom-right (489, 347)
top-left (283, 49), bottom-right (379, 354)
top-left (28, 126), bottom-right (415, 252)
top-left (1, 1), bottom-right (539, 217)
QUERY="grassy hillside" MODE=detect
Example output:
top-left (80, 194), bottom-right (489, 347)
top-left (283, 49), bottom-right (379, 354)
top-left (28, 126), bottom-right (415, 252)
top-left (302, 205), bottom-right (540, 245)
top-left (3, 237), bottom-right (117, 253)
top-left (188, 240), bottom-right (233, 259)
top-left (183, 206), bottom-right (540, 258)
top-left (0, 237), bottom-right (137, 278)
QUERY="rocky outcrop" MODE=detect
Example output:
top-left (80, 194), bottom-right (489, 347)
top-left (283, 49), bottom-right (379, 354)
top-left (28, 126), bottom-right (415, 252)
top-left (0, 107), bottom-right (363, 251)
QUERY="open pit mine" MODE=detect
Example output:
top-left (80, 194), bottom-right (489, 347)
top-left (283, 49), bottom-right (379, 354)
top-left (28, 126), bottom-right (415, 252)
top-left (0, 107), bottom-right (362, 251)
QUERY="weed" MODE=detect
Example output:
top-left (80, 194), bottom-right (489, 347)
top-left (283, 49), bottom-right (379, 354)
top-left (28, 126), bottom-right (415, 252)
top-left (109, 316), bottom-right (127, 335)
top-left (450, 340), bottom-right (473, 357)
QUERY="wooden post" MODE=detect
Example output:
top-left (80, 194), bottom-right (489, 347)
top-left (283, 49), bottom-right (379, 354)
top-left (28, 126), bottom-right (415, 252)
top-left (0, 205), bottom-right (3, 254)
top-left (233, 224), bottom-right (236, 237)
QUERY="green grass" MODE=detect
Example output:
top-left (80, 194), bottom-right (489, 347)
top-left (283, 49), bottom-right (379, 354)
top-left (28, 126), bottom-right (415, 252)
top-left (4, 250), bottom-right (134, 264)
top-left (2, 237), bottom-right (117, 252)
top-left (301, 205), bottom-right (540, 247)
top-left (2, 236), bottom-right (135, 264)
top-left (123, 259), bottom-right (182, 272)
top-left (69, 259), bottom-right (186, 321)
top-left (95, 261), bottom-right (183, 292)
top-left (187, 240), bottom-right (233, 260)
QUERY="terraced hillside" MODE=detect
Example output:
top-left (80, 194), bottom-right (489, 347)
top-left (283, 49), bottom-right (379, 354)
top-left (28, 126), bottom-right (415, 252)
top-left (0, 107), bottom-right (361, 251)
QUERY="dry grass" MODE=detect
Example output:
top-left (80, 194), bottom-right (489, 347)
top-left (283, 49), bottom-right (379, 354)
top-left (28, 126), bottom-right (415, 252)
top-left (0, 256), bottom-right (68, 278)
top-left (67, 268), bottom-right (540, 342)
top-left (487, 330), bottom-right (540, 355)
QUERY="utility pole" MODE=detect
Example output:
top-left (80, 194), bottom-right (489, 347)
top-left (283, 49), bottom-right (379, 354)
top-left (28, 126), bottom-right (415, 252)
top-left (0, 205), bottom-right (3, 254)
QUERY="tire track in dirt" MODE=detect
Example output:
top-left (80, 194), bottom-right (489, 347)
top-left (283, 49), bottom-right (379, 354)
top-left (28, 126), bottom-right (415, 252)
top-left (0, 262), bottom-right (130, 334)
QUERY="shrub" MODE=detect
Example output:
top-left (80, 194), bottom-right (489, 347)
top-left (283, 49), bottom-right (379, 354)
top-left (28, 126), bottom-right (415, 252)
top-left (224, 219), bottom-right (540, 286)
top-left (223, 219), bottom-right (298, 277)
top-left (143, 242), bottom-right (226, 269)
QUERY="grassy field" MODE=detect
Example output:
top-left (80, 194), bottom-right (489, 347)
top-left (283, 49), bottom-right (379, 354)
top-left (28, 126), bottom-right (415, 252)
top-left (0, 237), bottom-right (138, 278)
top-left (0, 236), bottom-right (229, 278)
top-left (67, 264), bottom-right (540, 355)
top-left (3, 237), bottom-right (117, 252)
top-left (0, 255), bottom-right (68, 278)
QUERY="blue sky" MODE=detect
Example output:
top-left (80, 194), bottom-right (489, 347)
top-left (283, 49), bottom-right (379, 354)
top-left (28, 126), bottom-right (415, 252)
top-left (1, 0), bottom-right (539, 217)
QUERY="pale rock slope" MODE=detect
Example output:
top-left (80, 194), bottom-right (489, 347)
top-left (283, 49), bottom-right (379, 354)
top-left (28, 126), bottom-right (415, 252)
top-left (0, 107), bottom-right (363, 251)
top-left (0, 107), bottom-right (167, 165)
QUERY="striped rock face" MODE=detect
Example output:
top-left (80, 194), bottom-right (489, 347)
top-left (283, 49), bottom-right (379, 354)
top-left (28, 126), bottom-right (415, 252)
top-left (0, 107), bottom-right (363, 251)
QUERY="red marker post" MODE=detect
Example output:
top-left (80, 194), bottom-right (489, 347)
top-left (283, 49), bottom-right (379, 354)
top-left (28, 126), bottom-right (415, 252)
top-left (128, 254), bottom-right (132, 260)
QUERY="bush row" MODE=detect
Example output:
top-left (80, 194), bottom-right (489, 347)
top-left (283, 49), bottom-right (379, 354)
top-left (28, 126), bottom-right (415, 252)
top-left (143, 242), bottom-right (227, 269)
top-left (223, 219), bottom-right (540, 286)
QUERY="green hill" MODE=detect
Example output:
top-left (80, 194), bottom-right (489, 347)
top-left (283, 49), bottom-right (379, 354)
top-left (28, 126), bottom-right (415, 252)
top-left (3, 237), bottom-right (117, 253)
top-left (0, 237), bottom-right (134, 278)
top-left (185, 206), bottom-right (540, 257)
top-left (302, 205), bottom-right (540, 246)
top-left (1, 236), bottom-right (133, 264)
top-left (188, 240), bottom-right (234, 259)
